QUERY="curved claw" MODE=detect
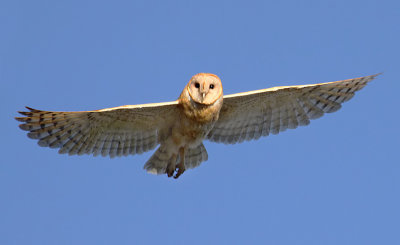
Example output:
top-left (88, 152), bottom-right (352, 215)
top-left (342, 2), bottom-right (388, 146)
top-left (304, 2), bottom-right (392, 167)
top-left (173, 147), bottom-right (186, 179)
top-left (173, 164), bottom-right (185, 179)
top-left (166, 153), bottom-right (177, 178)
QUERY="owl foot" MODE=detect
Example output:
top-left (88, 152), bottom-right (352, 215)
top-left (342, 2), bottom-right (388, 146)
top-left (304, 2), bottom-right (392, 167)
top-left (166, 166), bottom-right (175, 178)
top-left (173, 147), bottom-right (186, 179)
top-left (166, 153), bottom-right (178, 177)
top-left (173, 162), bottom-right (185, 179)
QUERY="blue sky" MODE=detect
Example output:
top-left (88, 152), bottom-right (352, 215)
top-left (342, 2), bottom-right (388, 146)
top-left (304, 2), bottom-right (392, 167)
top-left (1, 0), bottom-right (399, 244)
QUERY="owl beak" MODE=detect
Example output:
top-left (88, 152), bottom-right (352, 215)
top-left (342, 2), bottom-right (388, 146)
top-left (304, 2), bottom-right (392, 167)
top-left (201, 92), bottom-right (206, 99)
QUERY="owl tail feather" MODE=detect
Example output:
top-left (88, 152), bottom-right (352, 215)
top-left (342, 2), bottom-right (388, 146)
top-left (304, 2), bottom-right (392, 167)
top-left (143, 145), bottom-right (170, 175)
top-left (143, 143), bottom-right (208, 175)
top-left (182, 143), bottom-right (208, 170)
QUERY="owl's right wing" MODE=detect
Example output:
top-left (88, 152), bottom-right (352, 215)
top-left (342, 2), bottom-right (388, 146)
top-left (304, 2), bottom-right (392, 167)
top-left (207, 74), bottom-right (379, 144)
top-left (16, 101), bottom-right (180, 158)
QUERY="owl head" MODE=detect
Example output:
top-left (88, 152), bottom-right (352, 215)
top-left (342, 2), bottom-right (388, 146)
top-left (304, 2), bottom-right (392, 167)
top-left (186, 73), bottom-right (223, 105)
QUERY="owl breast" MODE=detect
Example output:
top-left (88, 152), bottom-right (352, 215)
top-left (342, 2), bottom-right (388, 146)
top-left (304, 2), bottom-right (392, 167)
top-left (173, 117), bottom-right (215, 148)
top-left (173, 89), bottom-right (223, 148)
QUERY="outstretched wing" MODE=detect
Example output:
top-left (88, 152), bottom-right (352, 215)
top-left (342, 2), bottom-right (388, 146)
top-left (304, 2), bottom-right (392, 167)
top-left (207, 74), bottom-right (379, 144)
top-left (16, 102), bottom-right (179, 157)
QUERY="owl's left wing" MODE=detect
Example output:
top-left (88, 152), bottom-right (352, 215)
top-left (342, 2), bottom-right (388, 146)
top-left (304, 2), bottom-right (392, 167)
top-left (207, 74), bottom-right (379, 144)
top-left (16, 102), bottom-right (179, 157)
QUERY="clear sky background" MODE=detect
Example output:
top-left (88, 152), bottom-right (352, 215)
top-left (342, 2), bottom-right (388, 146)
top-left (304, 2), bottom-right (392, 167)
top-left (1, 0), bottom-right (399, 244)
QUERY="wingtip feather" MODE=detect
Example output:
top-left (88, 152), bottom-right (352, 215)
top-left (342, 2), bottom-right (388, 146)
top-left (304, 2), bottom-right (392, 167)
top-left (363, 73), bottom-right (382, 82)
top-left (19, 124), bottom-right (31, 131)
top-left (18, 111), bottom-right (32, 116)
top-left (15, 116), bottom-right (27, 122)
top-left (25, 106), bottom-right (38, 112)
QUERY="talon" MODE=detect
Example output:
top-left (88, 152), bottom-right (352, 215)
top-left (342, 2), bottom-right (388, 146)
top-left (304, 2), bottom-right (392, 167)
top-left (166, 166), bottom-right (174, 177)
top-left (173, 165), bottom-right (185, 179)
top-left (167, 169), bottom-right (174, 178)
top-left (166, 153), bottom-right (177, 178)
top-left (173, 147), bottom-right (186, 179)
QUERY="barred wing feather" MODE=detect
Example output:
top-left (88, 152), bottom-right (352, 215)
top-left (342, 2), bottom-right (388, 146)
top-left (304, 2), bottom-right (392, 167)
top-left (207, 74), bottom-right (379, 144)
top-left (16, 102), bottom-right (179, 157)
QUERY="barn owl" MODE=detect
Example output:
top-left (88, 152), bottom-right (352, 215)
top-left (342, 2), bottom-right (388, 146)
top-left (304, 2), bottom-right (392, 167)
top-left (16, 73), bottom-right (379, 179)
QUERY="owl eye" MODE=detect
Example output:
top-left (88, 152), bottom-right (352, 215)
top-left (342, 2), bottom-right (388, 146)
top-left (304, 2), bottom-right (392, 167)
top-left (209, 84), bottom-right (214, 89)
top-left (195, 82), bottom-right (200, 88)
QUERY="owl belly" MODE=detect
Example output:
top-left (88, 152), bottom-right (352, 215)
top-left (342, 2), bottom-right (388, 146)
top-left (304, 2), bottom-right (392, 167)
top-left (172, 118), bottom-right (214, 149)
top-left (161, 97), bottom-right (222, 158)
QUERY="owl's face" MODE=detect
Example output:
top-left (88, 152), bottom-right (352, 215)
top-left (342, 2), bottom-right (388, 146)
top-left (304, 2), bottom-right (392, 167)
top-left (187, 73), bottom-right (223, 105)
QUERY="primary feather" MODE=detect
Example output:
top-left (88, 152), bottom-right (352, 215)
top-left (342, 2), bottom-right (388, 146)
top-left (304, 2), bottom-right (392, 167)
top-left (207, 74), bottom-right (379, 144)
top-left (16, 73), bottom-right (379, 178)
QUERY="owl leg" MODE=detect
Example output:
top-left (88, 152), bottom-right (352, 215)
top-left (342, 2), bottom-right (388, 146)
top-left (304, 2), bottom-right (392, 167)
top-left (166, 153), bottom-right (178, 178)
top-left (174, 147), bottom-right (186, 179)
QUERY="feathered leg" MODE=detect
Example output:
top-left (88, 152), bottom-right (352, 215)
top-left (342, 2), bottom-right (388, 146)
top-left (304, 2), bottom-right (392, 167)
top-left (174, 147), bottom-right (186, 179)
top-left (166, 153), bottom-right (177, 177)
